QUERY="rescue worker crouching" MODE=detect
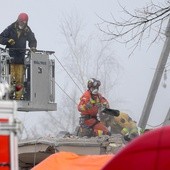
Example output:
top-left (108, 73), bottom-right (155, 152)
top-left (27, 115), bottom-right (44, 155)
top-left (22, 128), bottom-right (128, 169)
top-left (101, 112), bottom-right (139, 141)
top-left (113, 112), bottom-right (139, 141)
top-left (77, 78), bottom-right (111, 137)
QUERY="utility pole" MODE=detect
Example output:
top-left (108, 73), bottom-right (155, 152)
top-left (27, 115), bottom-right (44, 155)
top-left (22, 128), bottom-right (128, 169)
top-left (138, 18), bottom-right (170, 129)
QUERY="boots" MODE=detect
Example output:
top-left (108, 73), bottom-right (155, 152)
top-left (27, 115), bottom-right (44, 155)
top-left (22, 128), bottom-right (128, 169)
top-left (10, 64), bottom-right (25, 100)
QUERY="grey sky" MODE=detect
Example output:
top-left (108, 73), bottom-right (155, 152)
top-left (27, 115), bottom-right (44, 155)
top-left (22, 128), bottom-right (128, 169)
top-left (0, 0), bottom-right (169, 133)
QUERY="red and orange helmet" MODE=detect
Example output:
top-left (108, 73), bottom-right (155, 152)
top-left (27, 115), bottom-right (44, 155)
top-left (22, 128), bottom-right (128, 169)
top-left (17, 13), bottom-right (29, 22)
top-left (17, 13), bottom-right (28, 29)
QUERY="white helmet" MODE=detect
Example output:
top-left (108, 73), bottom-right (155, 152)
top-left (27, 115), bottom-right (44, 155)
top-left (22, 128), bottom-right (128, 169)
top-left (87, 78), bottom-right (101, 94)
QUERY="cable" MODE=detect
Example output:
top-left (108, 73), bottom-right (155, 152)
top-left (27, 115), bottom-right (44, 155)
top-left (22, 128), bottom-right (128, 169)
top-left (52, 53), bottom-right (83, 106)
top-left (146, 123), bottom-right (163, 128)
top-left (55, 81), bottom-right (78, 106)
top-left (146, 121), bottom-right (164, 128)
top-left (53, 54), bottom-right (83, 94)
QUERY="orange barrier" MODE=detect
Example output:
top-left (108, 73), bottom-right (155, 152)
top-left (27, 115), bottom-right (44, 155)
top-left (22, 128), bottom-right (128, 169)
top-left (32, 152), bottom-right (113, 170)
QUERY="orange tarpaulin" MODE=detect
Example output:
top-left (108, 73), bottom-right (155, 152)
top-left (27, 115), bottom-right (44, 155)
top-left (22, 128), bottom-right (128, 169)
top-left (32, 152), bottom-right (113, 170)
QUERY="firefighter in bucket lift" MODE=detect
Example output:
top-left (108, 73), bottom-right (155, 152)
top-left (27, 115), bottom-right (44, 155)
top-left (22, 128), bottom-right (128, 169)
top-left (78, 78), bottom-right (111, 137)
top-left (0, 13), bottom-right (37, 100)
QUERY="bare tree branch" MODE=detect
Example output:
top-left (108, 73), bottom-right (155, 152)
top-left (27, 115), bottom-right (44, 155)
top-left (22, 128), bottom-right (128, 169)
top-left (98, 1), bottom-right (170, 53)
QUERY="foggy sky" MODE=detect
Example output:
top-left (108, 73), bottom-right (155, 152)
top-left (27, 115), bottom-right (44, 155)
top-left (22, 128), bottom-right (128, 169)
top-left (0, 0), bottom-right (169, 134)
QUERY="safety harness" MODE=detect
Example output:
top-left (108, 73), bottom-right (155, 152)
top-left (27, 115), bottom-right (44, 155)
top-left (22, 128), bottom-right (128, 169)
top-left (78, 114), bottom-right (100, 137)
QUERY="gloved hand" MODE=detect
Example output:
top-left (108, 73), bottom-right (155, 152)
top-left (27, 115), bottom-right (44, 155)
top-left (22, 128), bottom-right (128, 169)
top-left (30, 47), bottom-right (36, 52)
top-left (85, 102), bottom-right (93, 110)
top-left (8, 39), bottom-right (15, 45)
top-left (129, 132), bottom-right (139, 139)
top-left (123, 134), bottom-right (131, 142)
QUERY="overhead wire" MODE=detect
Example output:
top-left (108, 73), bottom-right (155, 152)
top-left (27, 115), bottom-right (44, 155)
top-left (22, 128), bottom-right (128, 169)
top-left (54, 81), bottom-right (78, 106)
top-left (146, 122), bottom-right (163, 128)
top-left (146, 116), bottom-right (170, 128)
top-left (53, 54), bottom-right (83, 93)
top-left (52, 54), bottom-right (83, 105)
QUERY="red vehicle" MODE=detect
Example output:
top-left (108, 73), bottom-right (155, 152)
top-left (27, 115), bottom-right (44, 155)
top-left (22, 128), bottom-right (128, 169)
top-left (0, 101), bottom-right (19, 170)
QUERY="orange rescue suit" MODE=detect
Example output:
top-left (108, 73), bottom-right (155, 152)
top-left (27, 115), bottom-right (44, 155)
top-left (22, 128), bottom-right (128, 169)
top-left (78, 90), bottom-right (110, 135)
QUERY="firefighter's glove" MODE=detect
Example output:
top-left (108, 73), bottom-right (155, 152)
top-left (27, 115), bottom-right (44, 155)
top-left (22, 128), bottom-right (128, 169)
top-left (124, 132), bottom-right (138, 142)
top-left (129, 132), bottom-right (139, 139)
top-left (85, 102), bottom-right (93, 110)
top-left (8, 39), bottom-right (15, 45)
top-left (30, 47), bottom-right (36, 52)
top-left (124, 134), bottom-right (131, 142)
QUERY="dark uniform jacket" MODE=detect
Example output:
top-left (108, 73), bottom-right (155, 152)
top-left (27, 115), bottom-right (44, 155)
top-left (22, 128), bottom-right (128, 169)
top-left (0, 22), bottom-right (37, 64)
